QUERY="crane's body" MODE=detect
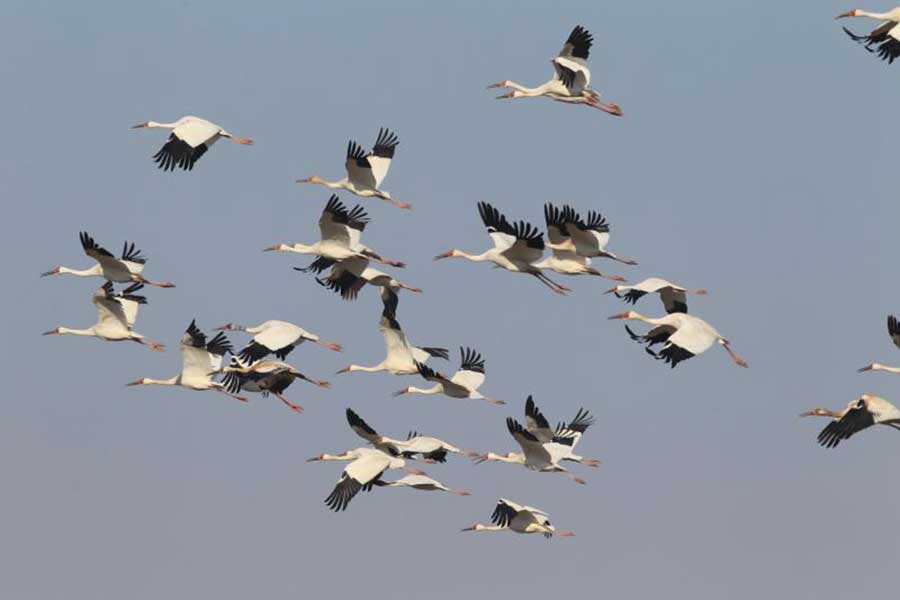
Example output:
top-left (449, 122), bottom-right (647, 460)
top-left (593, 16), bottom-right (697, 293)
top-left (132, 115), bottom-right (252, 171)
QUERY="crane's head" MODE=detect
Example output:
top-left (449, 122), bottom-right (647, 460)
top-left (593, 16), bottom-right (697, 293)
top-left (41, 327), bottom-right (61, 336)
top-left (835, 9), bottom-right (857, 18)
top-left (125, 378), bottom-right (150, 386)
top-left (262, 244), bottom-right (290, 253)
top-left (460, 523), bottom-right (489, 532)
top-left (433, 249), bottom-right (461, 261)
top-left (296, 175), bottom-right (324, 184)
top-left (607, 311), bottom-right (641, 321)
top-left (40, 267), bottom-right (61, 277)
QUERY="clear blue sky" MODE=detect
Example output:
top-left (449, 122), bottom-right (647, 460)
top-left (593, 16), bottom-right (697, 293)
top-left (2, 1), bottom-right (899, 598)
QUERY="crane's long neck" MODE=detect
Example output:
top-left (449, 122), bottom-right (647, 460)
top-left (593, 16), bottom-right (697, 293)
top-left (457, 250), bottom-right (492, 262)
top-left (145, 120), bottom-right (180, 129)
top-left (507, 81), bottom-right (552, 96)
top-left (472, 524), bottom-right (506, 532)
top-left (140, 376), bottom-right (179, 386)
top-left (59, 265), bottom-right (102, 277)
top-left (318, 452), bottom-right (354, 461)
top-left (348, 364), bottom-right (386, 373)
top-left (57, 326), bottom-right (97, 337)
top-left (407, 385), bottom-right (442, 395)
top-left (311, 177), bottom-right (349, 190)
top-left (870, 364), bottom-right (900, 374)
top-left (855, 10), bottom-right (893, 19)
top-left (489, 452), bottom-right (525, 464)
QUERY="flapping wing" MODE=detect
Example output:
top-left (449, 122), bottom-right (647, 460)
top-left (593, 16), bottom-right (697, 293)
top-left (116, 282), bottom-right (147, 327)
top-left (346, 408), bottom-right (381, 443)
top-left (478, 201), bottom-right (517, 253)
top-left (366, 128), bottom-right (398, 189)
top-left (325, 453), bottom-right (390, 512)
top-left (380, 314), bottom-right (414, 362)
top-left (571, 210), bottom-right (611, 251)
top-left (660, 287), bottom-right (688, 314)
top-left (415, 361), bottom-right (452, 385)
top-left (524, 395), bottom-right (554, 442)
top-left (449, 346), bottom-right (485, 391)
top-left (491, 498), bottom-right (522, 528)
top-left (93, 282), bottom-right (129, 330)
top-left (816, 401), bottom-right (876, 449)
top-left (411, 346), bottom-right (450, 363)
top-left (888, 315), bottom-right (900, 351)
top-left (345, 139), bottom-right (377, 189)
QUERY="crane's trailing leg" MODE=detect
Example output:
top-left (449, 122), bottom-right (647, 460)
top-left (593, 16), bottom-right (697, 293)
top-left (273, 392), bottom-right (304, 413)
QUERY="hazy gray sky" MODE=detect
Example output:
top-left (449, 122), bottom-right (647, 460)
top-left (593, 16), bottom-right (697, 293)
top-left (3, 1), bottom-right (900, 598)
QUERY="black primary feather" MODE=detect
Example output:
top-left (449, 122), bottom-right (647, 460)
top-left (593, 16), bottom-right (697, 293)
top-left (459, 347), bottom-right (485, 373)
top-left (372, 128), bottom-right (399, 158)
top-left (120, 241), bottom-right (147, 264)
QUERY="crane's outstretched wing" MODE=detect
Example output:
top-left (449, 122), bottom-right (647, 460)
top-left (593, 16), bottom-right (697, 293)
top-left (888, 314), bottom-right (900, 351)
top-left (524, 395), bottom-right (554, 442)
top-left (843, 22), bottom-right (900, 64)
top-left (816, 401), bottom-right (876, 448)
top-left (449, 346), bottom-right (485, 391)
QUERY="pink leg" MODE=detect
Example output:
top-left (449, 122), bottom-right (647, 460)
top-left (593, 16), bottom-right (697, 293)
top-left (723, 343), bottom-right (749, 368)
top-left (274, 392), bottom-right (304, 413)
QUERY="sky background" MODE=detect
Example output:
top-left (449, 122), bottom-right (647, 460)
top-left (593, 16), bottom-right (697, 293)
top-left (2, 1), bottom-right (899, 598)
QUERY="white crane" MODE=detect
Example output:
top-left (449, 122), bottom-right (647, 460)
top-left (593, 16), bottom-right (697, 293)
top-left (487, 25), bottom-right (622, 115)
top-left (536, 204), bottom-right (627, 281)
top-left (131, 115), bottom-right (252, 171)
top-left (263, 195), bottom-right (404, 267)
top-left (220, 357), bottom-right (329, 413)
top-left (393, 347), bottom-right (505, 405)
top-left (213, 319), bottom-right (342, 363)
top-left (297, 128), bottom-right (410, 209)
top-left (858, 315), bottom-right (900, 374)
top-left (606, 277), bottom-right (707, 314)
top-left (298, 256), bottom-right (422, 302)
top-left (474, 415), bottom-right (588, 484)
top-left (461, 498), bottom-right (575, 538)
top-left (434, 202), bottom-right (571, 295)
top-left (609, 310), bottom-right (749, 369)
top-left (544, 204), bottom-right (637, 265)
top-left (344, 408), bottom-right (477, 462)
top-left (126, 319), bottom-right (246, 401)
top-left (801, 394), bottom-right (900, 448)
top-left (373, 474), bottom-right (470, 496)
top-left (524, 396), bottom-right (601, 467)
top-left (43, 282), bottom-right (163, 351)
top-left (307, 447), bottom-right (426, 512)
top-left (837, 8), bottom-right (900, 63)
top-left (42, 231), bottom-right (175, 288)
top-left (336, 313), bottom-right (448, 376)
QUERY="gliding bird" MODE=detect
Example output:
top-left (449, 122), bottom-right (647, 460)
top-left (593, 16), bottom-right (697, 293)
top-left (213, 319), bottom-right (341, 363)
top-left (336, 313), bottom-right (447, 376)
top-left (434, 202), bottom-right (571, 295)
top-left (42, 231), bottom-right (174, 288)
top-left (394, 347), bottom-right (505, 405)
top-left (462, 498), bottom-right (574, 538)
top-left (126, 320), bottom-right (245, 401)
top-left (220, 357), bottom-right (330, 413)
top-left (610, 310), bottom-right (748, 369)
top-left (263, 195), bottom-right (404, 267)
top-left (487, 25), bottom-right (622, 115)
top-left (606, 277), bottom-right (707, 314)
top-left (307, 447), bottom-right (427, 512)
top-left (43, 282), bottom-right (163, 351)
top-left (801, 394), bottom-right (900, 448)
top-left (836, 7), bottom-right (900, 63)
top-left (131, 115), bottom-right (252, 171)
top-left (297, 128), bottom-right (410, 209)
